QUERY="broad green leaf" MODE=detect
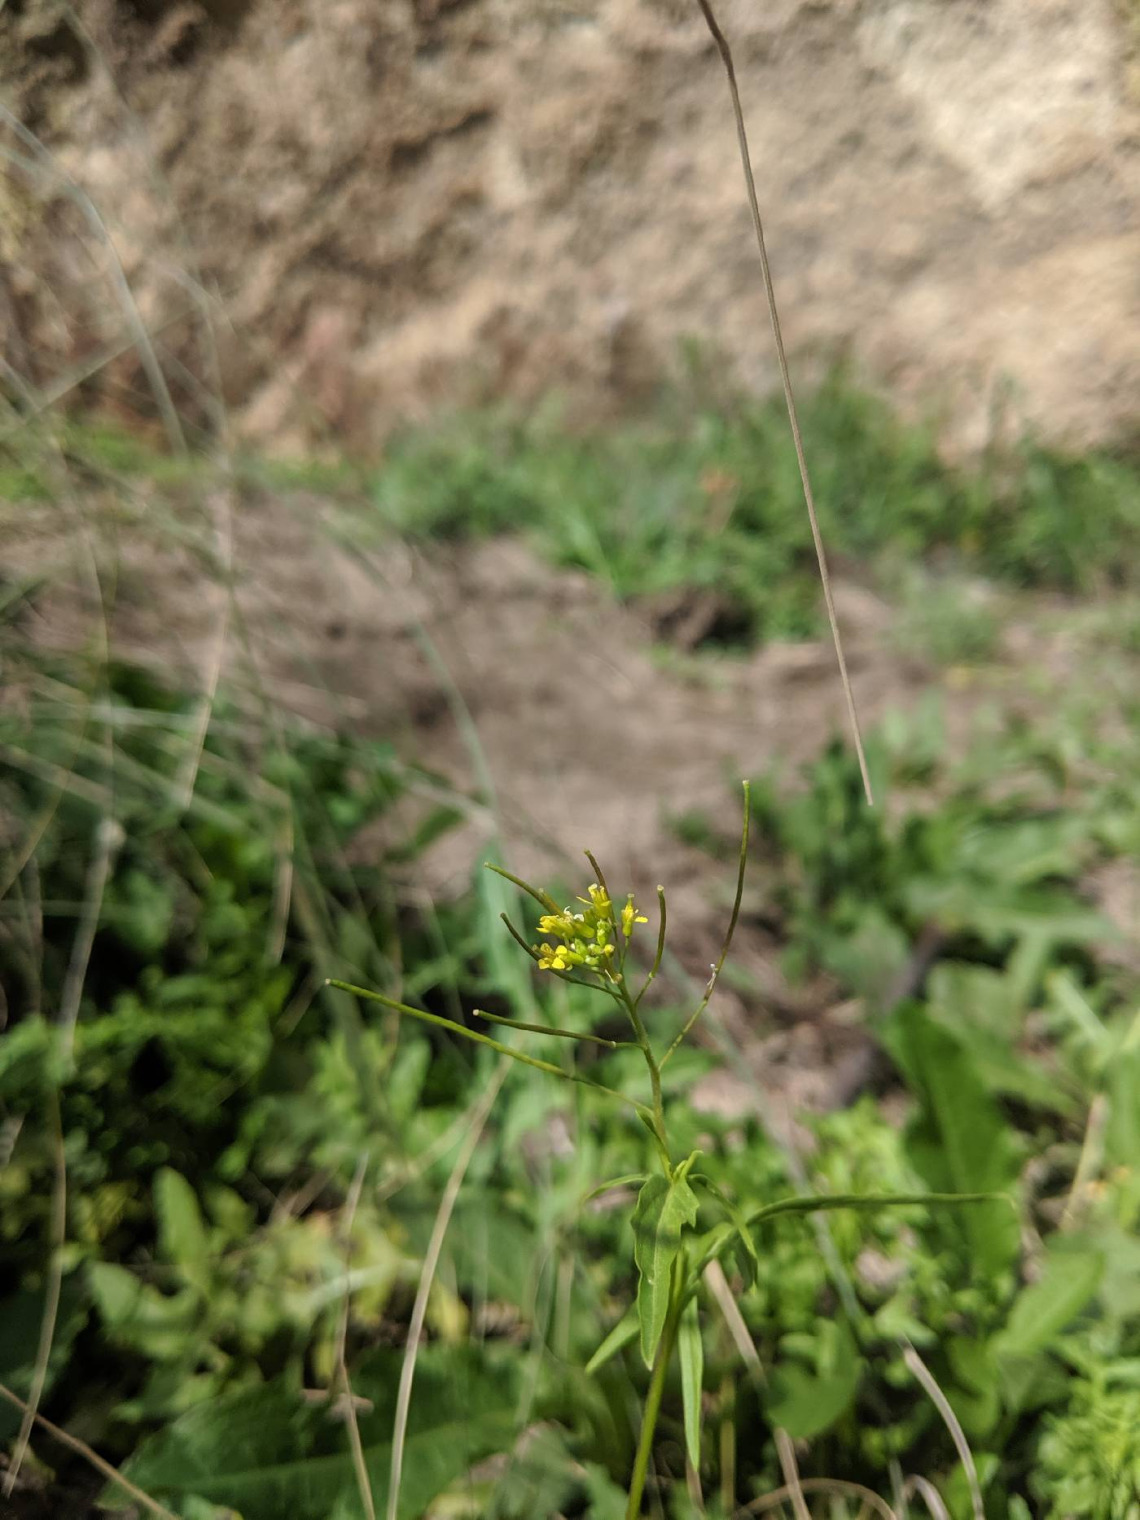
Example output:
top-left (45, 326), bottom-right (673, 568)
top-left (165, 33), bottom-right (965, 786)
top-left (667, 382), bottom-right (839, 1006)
top-left (996, 1244), bottom-right (1103, 1360)
top-left (678, 1297), bottom-right (704, 1471)
top-left (107, 1346), bottom-right (516, 1520)
top-left (882, 1006), bottom-right (1019, 1275)
top-left (89, 1262), bottom-right (202, 1361)
top-left (585, 1306), bottom-right (638, 1376)
top-left (769, 1320), bottom-right (859, 1440)
top-left (477, 1423), bottom-right (577, 1518)
top-left (633, 1175), bottom-right (698, 1366)
top-left (946, 1336), bottom-right (1002, 1438)
top-left (155, 1168), bottom-right (209, 1289)
top-left (1106, 1047), bottom-right (1140, 1170)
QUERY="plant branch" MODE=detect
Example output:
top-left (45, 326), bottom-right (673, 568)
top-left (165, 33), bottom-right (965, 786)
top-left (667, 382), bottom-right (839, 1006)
top-left (693, 1190), bottom-right (1006, 1283)
top-left (484, 861), bottom-right (561, 913)
top-left (633, 885), bottom-right (668, 1010)
top-left (327, 979), bottom-right (645, 1117)
top-left (472, 1007), bottom-right (635, 1048)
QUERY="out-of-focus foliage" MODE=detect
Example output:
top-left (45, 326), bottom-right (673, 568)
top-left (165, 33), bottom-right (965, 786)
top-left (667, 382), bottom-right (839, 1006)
top-left (4, 384), bottom-right (1140, 1515)
top-left (369, 370), bottom-right (1140, 646)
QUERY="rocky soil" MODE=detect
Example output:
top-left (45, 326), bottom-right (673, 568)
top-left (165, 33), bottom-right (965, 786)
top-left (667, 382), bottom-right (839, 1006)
top-left (3, 0), bottom-right (1139, 453)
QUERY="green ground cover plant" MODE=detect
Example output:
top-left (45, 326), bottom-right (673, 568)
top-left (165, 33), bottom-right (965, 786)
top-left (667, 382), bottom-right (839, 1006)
top-left (367, 372), bottom-right (1140, 648)
top-left (4, 596), bottom-right (1140, 1515)
top-left (9, 368), bottom-right (1140, 656)
top-left (4, 345), bottom-right (1140, 1516)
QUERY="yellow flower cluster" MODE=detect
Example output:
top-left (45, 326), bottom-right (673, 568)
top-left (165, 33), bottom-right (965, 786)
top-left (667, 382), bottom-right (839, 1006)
top-left (535, 883), bottom-right (648, 975)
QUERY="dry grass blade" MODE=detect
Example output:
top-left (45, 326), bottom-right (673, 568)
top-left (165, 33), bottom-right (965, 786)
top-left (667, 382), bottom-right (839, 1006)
top-left (2, 1098), bottom-right (65, 1496)
top-left (773, 1431), bottom-right (812, 1520)
top-left (335, 1153), bottom-right (376, 1520)
top-left (0, 1380), bottom-right (179, 1520)
top-left (385, 1059), bottom-right (508, 1520)
top-left (740, 1477), bottom-right (897, 1520)
top-left (1059, 1090), bottom-right (1107, 1230)
top-left (0, 116), bottom-right (185, 453)
top-left (703, 1259), bottom-right (765, 1384)
top-left (692, 0), bottom-right (873, 805)
top-left (60, 815), bottom-right (123, 1065)
top-left (902, 1345), bottom-right (984, 1520)
top-left (901, 1475), bottom-right (952, 1520)
top-left (706, 1259), bottom-right (818, 1520)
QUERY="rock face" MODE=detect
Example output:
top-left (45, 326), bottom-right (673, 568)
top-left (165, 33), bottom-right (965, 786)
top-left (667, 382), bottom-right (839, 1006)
top-left (2, 0), bottom-right (1138, 451)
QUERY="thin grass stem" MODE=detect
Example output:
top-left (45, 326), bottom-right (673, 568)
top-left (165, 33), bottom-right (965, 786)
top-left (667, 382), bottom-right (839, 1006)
top-left (692, 0), bottom-right (872, 804)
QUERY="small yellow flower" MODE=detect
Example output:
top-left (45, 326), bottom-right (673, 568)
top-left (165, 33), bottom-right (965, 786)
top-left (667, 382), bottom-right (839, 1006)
top-left (621, 896), bottom-right (649, 938)
top-left (534, 871), bottom-right (622, 975)
top-left (537, 943), bottom-right (571, 971)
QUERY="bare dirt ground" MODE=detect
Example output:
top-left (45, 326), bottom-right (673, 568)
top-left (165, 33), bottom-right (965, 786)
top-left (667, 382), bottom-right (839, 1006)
top-left (7, 477), bottom-right (1087, 1115)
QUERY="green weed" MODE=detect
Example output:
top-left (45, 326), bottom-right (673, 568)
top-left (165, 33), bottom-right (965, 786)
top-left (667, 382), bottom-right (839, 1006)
top-left (369, 371), bottom-right (1140, 648)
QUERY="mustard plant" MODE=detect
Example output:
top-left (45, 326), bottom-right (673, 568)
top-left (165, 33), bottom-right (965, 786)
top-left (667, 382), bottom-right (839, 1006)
top-left (331, 782), bottom-right (997, 1515)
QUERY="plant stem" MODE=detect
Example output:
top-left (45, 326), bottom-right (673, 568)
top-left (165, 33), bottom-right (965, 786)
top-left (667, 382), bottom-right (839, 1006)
top-left (626, 1269), bottom-right (685, 1519)
top-left (619, 981), bottom-right (670, 1168)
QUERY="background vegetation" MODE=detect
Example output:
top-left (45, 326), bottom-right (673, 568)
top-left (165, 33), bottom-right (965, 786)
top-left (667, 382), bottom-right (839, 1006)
top-left (4, 373), bottom-right (1140, 1518)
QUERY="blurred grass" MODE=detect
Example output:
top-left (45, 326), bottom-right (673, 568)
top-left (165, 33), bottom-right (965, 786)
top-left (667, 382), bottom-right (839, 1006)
top-left (8, 370), bottom-right (1140, 652)
top-left (367, 371), bottom-right (1140, 646)
top-left (5, 372), bottom-right (1140, 1516)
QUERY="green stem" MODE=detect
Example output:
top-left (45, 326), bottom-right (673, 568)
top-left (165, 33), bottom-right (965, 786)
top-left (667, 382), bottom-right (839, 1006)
top-left (326, 978), bottom-right (643, 1117)
top-left (626, 1268), bottom-right (685, 1519)
top-left (618, 981), bottom-right (670, 1170)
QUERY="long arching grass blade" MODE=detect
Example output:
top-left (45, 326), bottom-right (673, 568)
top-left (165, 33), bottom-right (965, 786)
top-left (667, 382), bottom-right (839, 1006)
top-left (692, 0), bottom-right (873, 804)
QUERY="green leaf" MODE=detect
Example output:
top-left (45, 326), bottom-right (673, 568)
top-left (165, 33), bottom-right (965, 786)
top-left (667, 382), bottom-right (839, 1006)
top-left (585, 1306), bottom-right (639, 1377)
top-left (691, 1175), bottom-right (757, 1288)
top-left (678, 1297), bottom-right (704, 1471)
top-left (633, 1174), bottom-right (698, 1367)
top-left (996, 1244), bottom-right (1103, 1360)
top-left (1106, 1046), bottom-right (1140, 1170)
top-left (769, 1320), bottom-right (860, 1440)
top-left (946, 1337), bottom-right (1002, 1438)
top-left (108, 1346), bottom-right (516, 1520)
top-left (155, 1168), bottom-right (210, 1289)
top-left (882, 1005), bottom-right (1020, 1275)
top-left (89, 1262), bottom-right (202, 1362)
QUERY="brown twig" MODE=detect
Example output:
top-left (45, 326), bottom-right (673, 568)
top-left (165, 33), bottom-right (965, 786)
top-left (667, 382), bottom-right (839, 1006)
top-left (0, 1380), bottom-right (180, 1520)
